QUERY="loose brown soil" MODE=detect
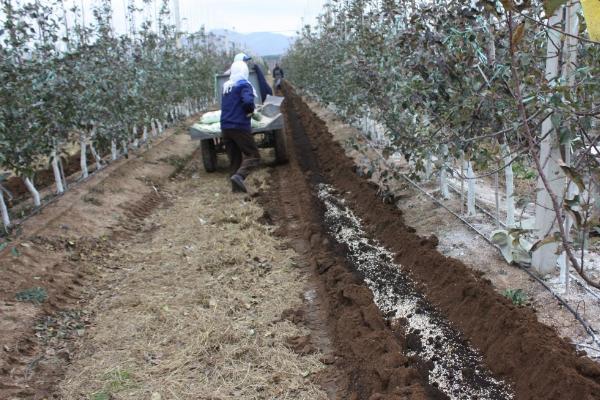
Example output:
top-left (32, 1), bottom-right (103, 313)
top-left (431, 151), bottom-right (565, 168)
top-left (262, 112), bottom-right (437, 398)
top-left (58, 166), bottom-right (328, 399)
top-left (3, 85), bottom-right (600, 400)
top-left (0, 121), bottom-right (195, 399)
top-left (280, 83), bottom-right (600, 400)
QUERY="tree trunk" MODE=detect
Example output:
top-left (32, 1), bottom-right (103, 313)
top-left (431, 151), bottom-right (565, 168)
top-left (143, 126), bottom-right (149, 142)
top-left (80, 132), bottom-right (89, 179)
top-left (425, 152), bottom-right (433, 181)
top-left (59, 158), bottom-right (68, 190)
top-left (502, 144), bottom-right (515, 227)
top-left (439, 145), bottom-right (450, 199)
top-left (24, 177), bottom-right (41, 207)
top-left (133, 124), bottom-right (138, 145)
top-left (111, 139), bottom-right (118, 161)
top-left (90, 141), bottom-right (103, 171)
top-left (51, 148), bottom-right (65, 194)
top-left (0, 187), bottom-right (10, 229)
top-left (465, 160), bottom-right (476, 216)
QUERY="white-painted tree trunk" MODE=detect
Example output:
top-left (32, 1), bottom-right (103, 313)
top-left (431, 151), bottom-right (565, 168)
top-left (80, 132), bottom-right (89, 179)
top-left (439, 145), bottom-right (450, 199)
top-left (157, 120), bottom-right (163, 134)
top-left (532, 11), bottom-right (564, 276)
top-left (51, 148), bottom-right (65, 194)
top-left (122, 140), bottom-right (129, 157)
top-left (143, 126), bottom-right (149, 142)
top-left (502, 144), bottom-right (515, 227)
top-left (89, 141), bottom-right (103, 171)
top-left (151, 119), bottom-right (158, 137)
top-left (111, 139), bottom-right (118, 161)
top-left (425, 153), bottom-right (433, 181)
top-left (0, 187), bottom-right (10, 229)
top-left (465, 160), bottom-right (476, 216)
top-left (24, 177), bottom-right (41, 207)
top-left (59, 158), bottom-right (68, 190)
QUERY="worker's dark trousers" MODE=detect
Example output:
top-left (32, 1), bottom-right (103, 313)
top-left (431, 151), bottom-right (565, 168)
top-left (222, 128), bottom-right (261, 179)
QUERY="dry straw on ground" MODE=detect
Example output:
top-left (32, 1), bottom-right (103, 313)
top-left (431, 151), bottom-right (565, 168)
top-left (59, 164), bottom-right (327, 400)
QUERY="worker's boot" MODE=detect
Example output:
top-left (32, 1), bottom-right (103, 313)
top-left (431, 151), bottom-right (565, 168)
top-left (230, 174), bottom-right (247, 193)
top-left (231, 181), bottom-right (244, 193)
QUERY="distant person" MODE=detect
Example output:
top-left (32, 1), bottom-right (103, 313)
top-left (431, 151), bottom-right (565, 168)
top-left (272, 63), bottom-right (284, 91)
top-left (234, 53), bottom-right (272, 102)
top-left (220, 60), bottom-right (260, 193)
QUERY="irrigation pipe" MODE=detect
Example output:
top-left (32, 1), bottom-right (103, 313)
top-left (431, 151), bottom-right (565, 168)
top-left (365, 145), bottom-right (600, 349)
top-left (446, 181), bottom-right (507, 229)
top-left (445, 171), bottom-right (600, 305)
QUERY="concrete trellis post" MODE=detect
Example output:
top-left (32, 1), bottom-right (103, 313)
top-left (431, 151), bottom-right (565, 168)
top-left (531, 10), bottom-right (565, 275)
top-left (558, 0), bottom-right (581, 292)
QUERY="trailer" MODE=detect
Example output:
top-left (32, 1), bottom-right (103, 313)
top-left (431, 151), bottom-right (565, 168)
top-left (189, 72), bottom-right (288, 173)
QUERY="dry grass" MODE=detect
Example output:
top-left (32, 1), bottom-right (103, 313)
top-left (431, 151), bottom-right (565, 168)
top-left (59, 164), bottom-right (327, 400)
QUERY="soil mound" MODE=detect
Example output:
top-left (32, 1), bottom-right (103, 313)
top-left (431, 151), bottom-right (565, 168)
top-left (282, 83), bottom-right (600, 400)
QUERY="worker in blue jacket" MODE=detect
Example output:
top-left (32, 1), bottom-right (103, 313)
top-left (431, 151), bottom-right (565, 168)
top-left (234, 53), bottom-right (272, 102)
top-left (220, 60), bottom-right (260, 193)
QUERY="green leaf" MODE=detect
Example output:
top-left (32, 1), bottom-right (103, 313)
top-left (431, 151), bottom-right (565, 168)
top-left (11, 247), bottom-right (20, 257)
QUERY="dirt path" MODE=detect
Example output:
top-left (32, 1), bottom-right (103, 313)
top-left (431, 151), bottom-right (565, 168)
top-left (0, 120), bottom-right (205, 398)
top-left (58, 164), bottom-right (328, 399)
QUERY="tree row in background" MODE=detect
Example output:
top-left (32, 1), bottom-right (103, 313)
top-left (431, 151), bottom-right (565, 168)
top-left (0, 0), bottom-right (230, 229)
top-left (283, 0), bottom-right (600, 288)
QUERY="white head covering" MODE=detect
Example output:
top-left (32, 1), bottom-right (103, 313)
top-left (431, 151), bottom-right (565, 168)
top-left (223, 60), bottom-right (257, 98)
top-left (223, 61), bottom-right (249, 94)
top-left (234, 52), bottom-right (252, 62)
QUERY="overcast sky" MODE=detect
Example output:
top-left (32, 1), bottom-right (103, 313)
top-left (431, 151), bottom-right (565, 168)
top-left (65, 0), bottom-right (327, 36)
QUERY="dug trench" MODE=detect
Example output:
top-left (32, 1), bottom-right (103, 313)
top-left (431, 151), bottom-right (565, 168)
top-left (269, 83), bottom-right (600, 400)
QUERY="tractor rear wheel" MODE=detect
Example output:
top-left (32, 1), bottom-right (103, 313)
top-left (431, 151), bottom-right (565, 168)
top-left (201, 139), bottom-right (217, 172)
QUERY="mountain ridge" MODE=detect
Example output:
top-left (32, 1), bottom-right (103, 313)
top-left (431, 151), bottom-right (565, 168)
top-left (210, 29), bottom-right (294, 56)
